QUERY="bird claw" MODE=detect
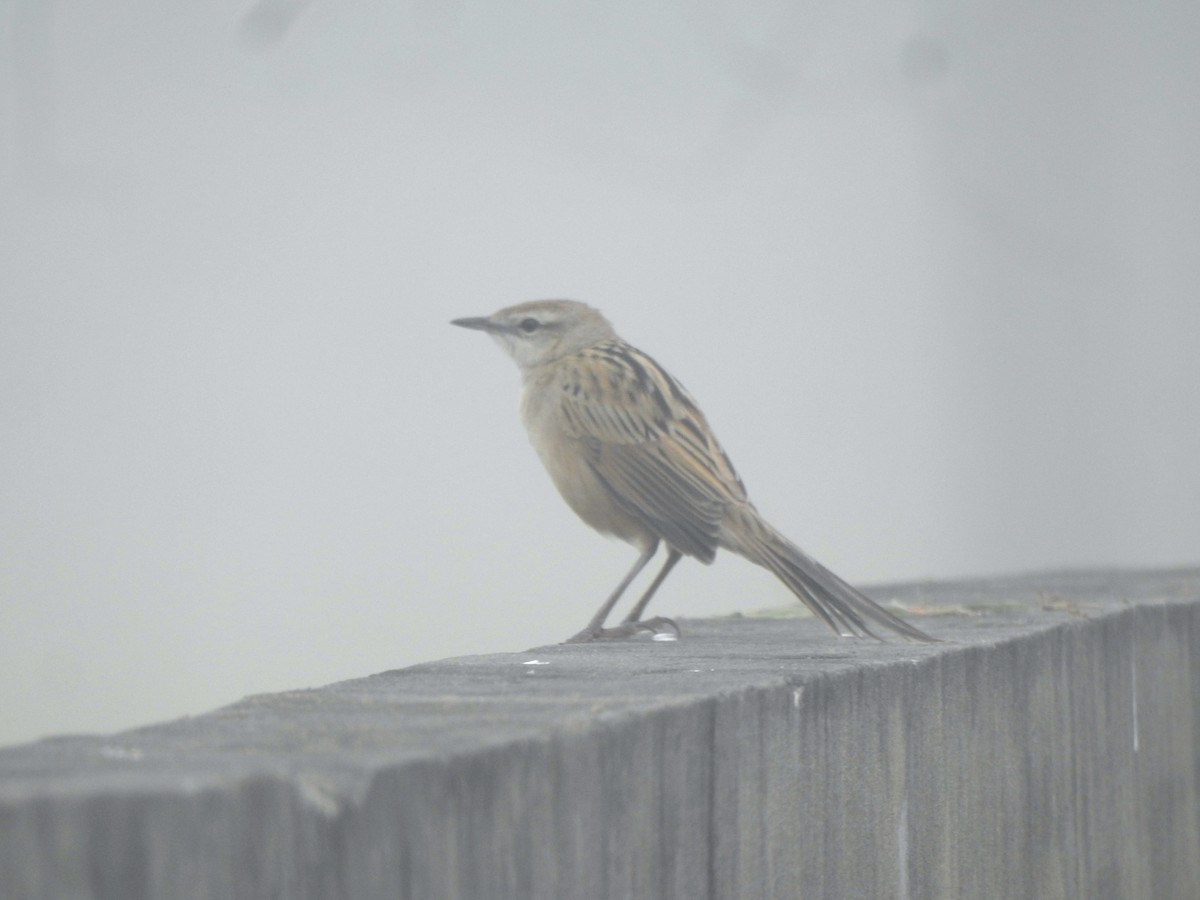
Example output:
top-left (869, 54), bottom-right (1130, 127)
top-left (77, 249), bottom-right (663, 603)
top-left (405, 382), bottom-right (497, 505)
top-left (564, 616), bottom-right (681, 643)
top-left (630, 616), bottom-right (680, 640)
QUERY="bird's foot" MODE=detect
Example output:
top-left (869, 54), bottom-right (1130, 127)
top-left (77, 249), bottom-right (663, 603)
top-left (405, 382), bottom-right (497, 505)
top-left (564, 617), bottom-right (681, 643)
top-left (628, 616), bottom-right (681, 641)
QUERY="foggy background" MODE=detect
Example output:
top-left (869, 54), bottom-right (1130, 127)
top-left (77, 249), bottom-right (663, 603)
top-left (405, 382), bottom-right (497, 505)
top-left (2, 1), bottom-right (1197, 747)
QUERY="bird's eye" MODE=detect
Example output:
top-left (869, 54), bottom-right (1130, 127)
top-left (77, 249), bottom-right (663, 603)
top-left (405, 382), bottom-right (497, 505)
top-left (519, 318), bottom-right (541, 334)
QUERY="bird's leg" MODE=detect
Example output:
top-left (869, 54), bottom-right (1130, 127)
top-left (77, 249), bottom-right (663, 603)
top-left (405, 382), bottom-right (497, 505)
top-left (565, 541), bottom-right (658, 643)
top-left (620, 547), bottom-right (682, 637)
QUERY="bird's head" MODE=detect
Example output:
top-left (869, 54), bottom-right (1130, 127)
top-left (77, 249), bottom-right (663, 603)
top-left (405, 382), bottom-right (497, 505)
top-left (451, 299), bottom-right (616, 370)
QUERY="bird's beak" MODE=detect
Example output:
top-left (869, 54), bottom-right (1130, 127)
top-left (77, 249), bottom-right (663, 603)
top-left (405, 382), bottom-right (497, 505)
top-left (450, 316), bottom-right (501, 332)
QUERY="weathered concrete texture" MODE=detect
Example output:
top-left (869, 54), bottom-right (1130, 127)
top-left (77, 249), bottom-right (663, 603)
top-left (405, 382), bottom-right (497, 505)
top-left (1, 568), bottom-right (1198, 900)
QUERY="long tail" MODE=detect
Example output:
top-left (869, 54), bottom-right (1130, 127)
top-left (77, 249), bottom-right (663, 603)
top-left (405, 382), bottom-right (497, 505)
top-left (725, 510), bottom-right (937, 642)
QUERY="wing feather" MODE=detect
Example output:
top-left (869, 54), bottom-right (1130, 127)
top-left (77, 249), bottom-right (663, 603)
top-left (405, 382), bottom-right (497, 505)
top-left (557, 340), bottom-right (747, 562)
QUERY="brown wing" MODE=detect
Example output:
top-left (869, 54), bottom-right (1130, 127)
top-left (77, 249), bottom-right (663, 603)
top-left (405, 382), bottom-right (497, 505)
top-left (557, 340), bottom-right (747, 562)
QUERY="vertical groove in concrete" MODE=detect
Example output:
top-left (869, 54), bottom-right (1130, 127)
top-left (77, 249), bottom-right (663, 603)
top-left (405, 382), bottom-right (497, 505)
top-left (1, 569), bottom-right (1198, 899)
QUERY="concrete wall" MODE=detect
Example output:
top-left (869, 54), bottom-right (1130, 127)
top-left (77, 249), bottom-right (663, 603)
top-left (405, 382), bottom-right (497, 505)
top-left (1, 568), bottom-right (1197, 899)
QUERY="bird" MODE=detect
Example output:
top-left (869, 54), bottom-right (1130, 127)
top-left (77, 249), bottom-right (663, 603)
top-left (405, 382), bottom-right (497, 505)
top-left (451, 299), bottom-right (935, 644)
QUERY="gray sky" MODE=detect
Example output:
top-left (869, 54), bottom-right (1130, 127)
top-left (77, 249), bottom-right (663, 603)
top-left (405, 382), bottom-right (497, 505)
top-left (2, 0), bottom-right (1198, 746)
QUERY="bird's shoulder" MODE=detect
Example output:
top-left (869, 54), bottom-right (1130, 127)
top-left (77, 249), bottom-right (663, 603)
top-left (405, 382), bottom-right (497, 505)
top-left (552, 341), bottom-right (681, 434)
top-left (551, 339), bottom-right (747, 498)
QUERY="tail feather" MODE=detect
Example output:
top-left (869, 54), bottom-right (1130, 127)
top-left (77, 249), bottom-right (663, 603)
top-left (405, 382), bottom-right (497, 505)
top-left (730, 515), bottom-right (937, 643)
